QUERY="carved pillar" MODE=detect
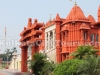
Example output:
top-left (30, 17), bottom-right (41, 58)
top-left (55, 23), bottom-right (62, 63)
top-left (61, 32), bottom-right (64, 60)
top-left (41, 26), bottom-right (45, 50)
top-left (48, 32), bottom-right (50, 50)
top-left (61, 32), bottom-right (64, 41)
top-left (50, 31), bottom-right (53, 49)
top-left (65, 31), bottom-right (68, 49)
top-left (81, 30), bottom-right (84, 45)
top-left (87, 31), bottom-right (90, 42)
top-left (55, 14), bottom-right (62, 63)
top-left (45, 33), bottom-right (48, 52)
top-left (21, 46), bottom-right (28, 72)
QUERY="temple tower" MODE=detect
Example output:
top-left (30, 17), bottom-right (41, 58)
top-left (55, 14), bottom-right (62, 63)
top-left (98, 6), bottom-right (100, 22)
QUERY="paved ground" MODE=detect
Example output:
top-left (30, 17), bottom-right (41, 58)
top-left (0, 69), bottom-right (31, 75)
top-left (0, 73), bottom-right (5, 75)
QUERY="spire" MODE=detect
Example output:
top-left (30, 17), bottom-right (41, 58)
top-left (55, 13), bottom-right (60, 21)
top-left (49, 14), bottom-right (52, 21)
top-left (98, 6), bottom-right (100, 11)
top-left (98, 6), bottom-right (100, 22)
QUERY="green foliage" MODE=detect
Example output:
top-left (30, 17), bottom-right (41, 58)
top-left (0, 54), bottom-right (7, 61)
top-left (0, 47), bottom-right (17, 61)
top-left (70, 46), bottom-right (99, 59)
top-left (53, 46), bottom-right (100, 75)
top-left (53, 59), bottom-right (84, 75)
top-left (28, 52), bottom-right (56, 75)
top-left (5, 47), bottom-right (17, 61)
top-left (39, 61), bottom-right (56, 75)
top-left (78, 55), bottom-right (100, 75)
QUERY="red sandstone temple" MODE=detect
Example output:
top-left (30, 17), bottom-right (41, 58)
top-left (20, 4), bottom-right (100, 72)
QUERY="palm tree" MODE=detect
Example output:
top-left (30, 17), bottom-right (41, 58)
top-left (70, 46), bottom-right (99, 59)
top-left (10, 47), bottom-right (17, 58)
top-left (11, 47), bottom-right (17, 53)
top-left (5, 48), bottom-right (10, 67)
top-left (78, 55), bottom-right (100, 75)
top-left (28, 52), bottom-right (56, 75)
top-left (5, 49), bottom-right (10, 55)
top-left (28, 52), bottom-right (47, 75)
top-left (5, 49), bottom-right (10, 60)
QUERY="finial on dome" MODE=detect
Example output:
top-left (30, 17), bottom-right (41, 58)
top-left (98, 6), bottom-right (100, 22)
top-left (49, 14), bottom-right (52, 21)
top-left (74, 1), bottom-right (77, 6)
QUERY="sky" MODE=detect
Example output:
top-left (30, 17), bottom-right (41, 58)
top-left (0, 0), bottom-right (99, 54)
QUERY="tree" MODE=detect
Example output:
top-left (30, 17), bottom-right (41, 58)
top-left (28, 52), bottom-right (56, 75)
top-left (40, 61), bottom-right (56, 75)
top-left (11, 47), bottom-right (17, 53)
top-left (53, 46), bottom-right (100, 75)
top-left (53, 59), bottom-right (84, 75)
top-left (70, 46), bottom-right (99, 59)
top-left (5, 47), bottom-right (17, 61)
top-left (78, 55), bottom-right (100, 75)
top-left (5, 48), bottom-right (10, 61)
top-left (0, 54), bottom-right (7, 61)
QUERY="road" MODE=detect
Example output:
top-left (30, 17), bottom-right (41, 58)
top-left (0, 69), bottom-right (31, 75)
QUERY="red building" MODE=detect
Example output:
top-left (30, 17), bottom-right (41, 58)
top-left (20, 4), bottom-right (100, 72)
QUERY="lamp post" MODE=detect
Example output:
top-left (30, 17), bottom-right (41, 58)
top-left (12, 52), bottom-right (17, 72)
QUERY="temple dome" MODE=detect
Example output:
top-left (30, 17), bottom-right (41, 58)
top-left (66, 5), bottom-right (87, 21)
top-left (87, 15), bottom-right (96, 24)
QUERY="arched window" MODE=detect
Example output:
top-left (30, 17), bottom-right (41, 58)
top-left (96, 34), bottom-right (98, 42)
top-left (62, 32), bottom-right (65, 41)
top-left (84, 31), bottom-right (87, 40)
top-left (50, 31), bottom-right (53, 49)
top-left (90, 34), bottom-right (94, 41)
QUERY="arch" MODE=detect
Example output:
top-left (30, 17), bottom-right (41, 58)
top-left (90, 33), bottom-right (94, 41)
top-left (84, 31), bottom-right (87, 40)
top-left (96, 33), bottom-right (98, 42)
top-left (50, 31), bottom-right (53, 49)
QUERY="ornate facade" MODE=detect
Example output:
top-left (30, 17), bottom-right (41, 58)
top-left (20, 5), bottom-right (100, 72)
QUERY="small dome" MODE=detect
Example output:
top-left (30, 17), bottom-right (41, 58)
top-left (66, 5), bottom-right (87, 21)
top-left (61, 25), bottom-right (69, 31)
top-left (80, 23), bottom-right (90, 30)
top-left (45, 21), bottom-right (52, 27)
top-left (87, 15), bottom-right (96, 23)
